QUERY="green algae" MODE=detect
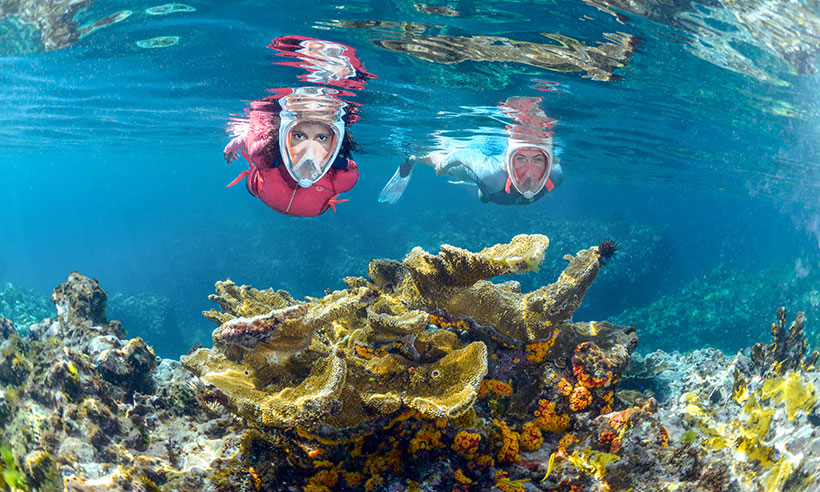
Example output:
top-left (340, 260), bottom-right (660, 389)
top-left (0, 446), bottom-right (28, 491)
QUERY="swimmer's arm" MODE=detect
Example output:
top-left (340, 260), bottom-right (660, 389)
top-left (223, 135), bottom-right (245, 164)
top-left (407, 149), bottom-right (487, 176)
top-left (436, 149), bottom-right (486, 175)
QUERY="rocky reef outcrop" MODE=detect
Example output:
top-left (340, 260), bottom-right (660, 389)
top-left (0, 271), bottom-right (243, 491)
top-left (619, 308), bottom-right (820, 492)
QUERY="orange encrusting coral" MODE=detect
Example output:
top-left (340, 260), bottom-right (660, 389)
top-left (341, 470), bottom-right (364, 488)
top-left (362, 444), bottom-right (403, 492)
top-left (525, 327), bottom-right (559, 362)
top-left (557, 432), bottom-right (580, 456)
top-left (248, 466), bottom-right (261, 491)
top-left (608, 408), bottom-right (635, 430)
top-left (519, 422), bottom-right (544, 451)
top-left (658, 426), bottom-right (669, 447)
top-left (598, 428), bottom-right (622, 454)
top-left (479, 379), bottom-right (514, 398)
top-left (494, 418), bottom-right (520, 463)
top-left (305, 469), bottom-right (338, 489)
top-left (532, 399), bottom-right (570, 433)
top-left (384, 408), bottom-right (419, 430)
top-left (569, 385), bottom-right (593, 412)
top-left (354, 343), bottom-right (378, 360)
top-left (409, 422), bottom-right (446, 456)
top-left (572, 342), bottom-right (616, 388)
top-left (572, 362), bottom-right (614, 388)
top-left (474, 454), bottom-right (495, 470)
top-left (428, 313), bottom-right (470, 331)
top-left (452, 430), bottom-right (481, 459)
top-left (557, 377), bottom-right (573, 396)
top-left (454, 468), bottom-right (472, 484)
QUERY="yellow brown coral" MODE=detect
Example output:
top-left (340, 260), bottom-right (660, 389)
top-left (494, 470), bottom-right (530, 492)
top-left (394, 235), bottom-right (554, 340)
top-left (203, 279), bottom-right (298, 325)
top-left (177, 234), bottom-right (637, 491)
top-left (183, 280), bottom-right (488, 434)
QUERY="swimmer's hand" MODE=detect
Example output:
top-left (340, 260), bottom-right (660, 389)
top-left (223, 135), bottom-right (246, 164)
top-left (225, 150), bottom-right (240, 164)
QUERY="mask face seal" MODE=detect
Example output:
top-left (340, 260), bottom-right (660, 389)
top-left (507, 147), bottom-right (551, 198)
top-left (281, 121), bottom-right (340, 187)
top-left (278, 88), bottom-right (346, 188)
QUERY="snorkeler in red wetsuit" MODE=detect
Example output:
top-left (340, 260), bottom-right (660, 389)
top-left (224, 87), bottom-right (359, 217)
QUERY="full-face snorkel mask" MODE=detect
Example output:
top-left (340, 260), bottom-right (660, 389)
top-left (278, 87), bottom-right (346, 188)
top-left (503, 138), bottom-right (553, 199)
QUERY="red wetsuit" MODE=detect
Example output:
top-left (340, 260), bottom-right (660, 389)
top-left (246, 159), bottom-right (358, 217)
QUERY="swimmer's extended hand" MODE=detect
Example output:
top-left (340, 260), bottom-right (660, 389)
top-left (225, 150), bottom-right (240, 164)
top-left (223, 135), bottom-right (246, 165)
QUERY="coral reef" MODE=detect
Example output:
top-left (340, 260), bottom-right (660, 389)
top-left (4, 236), bottom-right (819, 491)
top-left (751, 306), bottom-right (819, 373)
top-left (613, 308), bottom-right (820, 492)
top-left (179, 234), bottom-right (637, 489)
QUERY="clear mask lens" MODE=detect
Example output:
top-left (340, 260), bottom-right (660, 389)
top-left (509, 148), bottom-right (550, 197)
top-left (281, 120), bottom-right (341, 187)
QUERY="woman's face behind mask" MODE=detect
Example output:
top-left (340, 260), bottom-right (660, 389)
top-left (284, 122), bottom-right (337, 187)
top-left (510, 148), bottom-right (549, 196)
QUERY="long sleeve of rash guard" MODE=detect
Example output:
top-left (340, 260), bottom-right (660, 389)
top-left (441, 149), bottom-right (507, 197)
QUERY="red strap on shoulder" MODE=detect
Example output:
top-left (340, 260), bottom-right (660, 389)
top-left (505, 176), bottom-right (512, 194)
top-left (545, 178), bottom-right (554, 192)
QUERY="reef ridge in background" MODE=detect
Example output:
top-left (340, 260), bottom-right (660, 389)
top-left (0, 235), bottom-right (818, 491)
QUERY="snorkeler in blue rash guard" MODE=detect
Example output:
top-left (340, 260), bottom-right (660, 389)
top-left (379, 97), bottom-right (563, 205)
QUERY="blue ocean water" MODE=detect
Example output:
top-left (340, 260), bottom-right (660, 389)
top-left (1, 0), bottom-right (819, 358)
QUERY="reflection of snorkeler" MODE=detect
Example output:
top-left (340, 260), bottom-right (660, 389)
top-left (379, 97), bottom-right (563, 205)
top-left (224, 87), bottom-right (359, 217)
top-left (270, 35), bottom-right (377, 91)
